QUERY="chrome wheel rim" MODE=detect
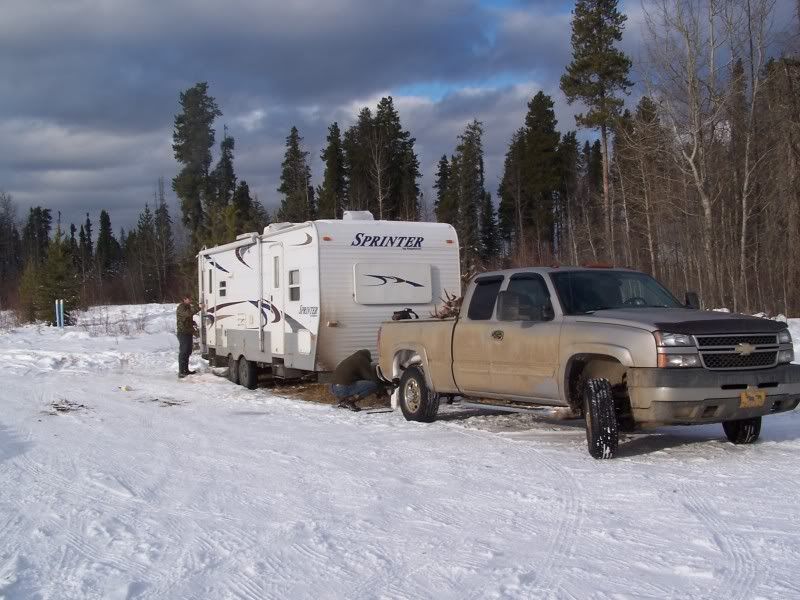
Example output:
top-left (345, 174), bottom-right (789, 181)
top-left (404, 378), bottom-right (421, 412)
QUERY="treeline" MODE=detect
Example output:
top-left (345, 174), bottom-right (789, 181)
top-left (0, 183), bottom-right (180, 319)
top-left (2, 0), bottom-right (799, 318)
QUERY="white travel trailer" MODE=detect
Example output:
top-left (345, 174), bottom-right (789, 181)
top-left (197, 212), bottom-right (461, 386)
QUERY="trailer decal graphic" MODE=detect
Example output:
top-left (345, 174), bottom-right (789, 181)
top-left (234, 243), bottom-right (256, 268)
top-left (291, 233), bottom-right (313, 246)
top-left (204, 257), bottom-right (230, 274)
top-left (364, 274), bottom-right (424, 288)
top-left (351, 233), bottom-right (423, 249)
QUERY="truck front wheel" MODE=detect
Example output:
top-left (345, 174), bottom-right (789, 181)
top-left (583, 378), bottom-right (619, 459)
top-left (399, 366), bottom-right (439, 423)
top-left (722, 417), bottom-right (761, 444)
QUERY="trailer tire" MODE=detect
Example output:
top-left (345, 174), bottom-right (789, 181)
top-left (228, 355), bottom-right (240, 385)
top-left (583, 378), bottom-right (619, 459)
top-left (399, 366), bottom-right (439, 423)
top-left (238, 357), bottom-right (257, 390)
top-left (722, 416), bottom-right (761, 444)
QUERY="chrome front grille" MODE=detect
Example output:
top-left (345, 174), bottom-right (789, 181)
top-left (695, 333), bottom-right (779, 370)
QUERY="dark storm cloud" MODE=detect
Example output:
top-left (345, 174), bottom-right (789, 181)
top-left (0, 0), bottom-right (648, 231)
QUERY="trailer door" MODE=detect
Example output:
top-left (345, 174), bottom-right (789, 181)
top-left (267, 243), bottom-right (285, 356)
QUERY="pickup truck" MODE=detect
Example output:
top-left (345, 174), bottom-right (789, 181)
top-left (377, 267), bottom-right (800, 458)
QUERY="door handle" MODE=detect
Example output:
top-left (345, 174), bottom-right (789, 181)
top-left (491, 330), bottom-right (504, 341)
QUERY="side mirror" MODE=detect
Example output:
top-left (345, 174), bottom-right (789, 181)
top-left (685, 291), bottom-right (700, 310)
top-left (542, 300), bottom-right (555, 321)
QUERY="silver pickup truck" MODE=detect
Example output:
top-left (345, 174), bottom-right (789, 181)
top-left (378, 267), bottom-right (800, 458)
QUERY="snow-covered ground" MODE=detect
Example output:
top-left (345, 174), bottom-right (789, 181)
top-left (2, 305), bottom-right (800, 599)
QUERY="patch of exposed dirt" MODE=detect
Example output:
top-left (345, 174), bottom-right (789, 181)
top-left (47, 398), bottom-right (89, 415)
top-left (270, 382), bottom-right (390, 409)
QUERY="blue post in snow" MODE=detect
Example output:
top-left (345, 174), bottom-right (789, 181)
top-left (54, 299), bottom-right (65, 328)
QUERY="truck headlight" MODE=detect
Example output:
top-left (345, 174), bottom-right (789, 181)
top-left (778, 330), bottom-right (793, 345)
top-left (778, 349), bottom-right (795, 364)
top-left (654, 331), bottom-right (694, 347)
top-left (657, 353), bottom-right (702, 368)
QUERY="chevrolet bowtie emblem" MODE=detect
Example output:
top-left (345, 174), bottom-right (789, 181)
top-left (735, 342), bottom-right (756, 356)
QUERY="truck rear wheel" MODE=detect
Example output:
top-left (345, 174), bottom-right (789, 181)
top-left (228, 354), bottom-right (240, 385)
top-left (583, 378), bottom-right (619, 459)
top-left (238, 357), bottom-right (257, 390)
top-left (722, 417), bottom-right (761, 444)
top-left (399, 366), bottom-right (439, 423)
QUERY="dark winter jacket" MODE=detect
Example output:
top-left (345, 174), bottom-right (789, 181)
top-left (333, 349), bottom-right (378, 385)
top-left (176, 302), bottom-right (200, 335)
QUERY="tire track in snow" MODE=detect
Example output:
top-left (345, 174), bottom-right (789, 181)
top-left (678, 478), bottom-right (762, 600)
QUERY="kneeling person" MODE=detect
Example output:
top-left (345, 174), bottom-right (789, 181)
top-left (331, 349), bottom-right (383, 412)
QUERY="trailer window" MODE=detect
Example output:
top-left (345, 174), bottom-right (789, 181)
top-left (289, 270), bottom-right (300, 301)
top-left (208, 270), bottom-right (212, 293)
top-left (273, 256), bottom-right (280, 288)
top-left (467, 277), bottom-right (503, 320)
top-left (219, 280), bottom-right (227, 298)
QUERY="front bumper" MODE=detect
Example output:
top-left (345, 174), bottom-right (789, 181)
top-left (627, 364), bottom-right (800, 426)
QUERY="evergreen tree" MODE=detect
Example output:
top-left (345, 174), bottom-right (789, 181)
top-left (0, 193), bottom-right (22, 306)
top-left (95, 210), bottom-right (122, 280)
top-left (277, 126), bottom-right (314, 222)
top-left (204, 131), bottom-right (237, 245)
top-left (136, 204), bottom-right (159, 302)
top-left (172, 82), bottom-right (222, 250)
top-left (318, 122), bottom-right (346, 219)
top-left (560, 0), bottom-right (632, 257)
top-left (36, 225), bottom-right (81, 322)
top-left (68, 223), bottom-right (79, 264)
top-left (17, 260), bottom-right (39, 322)
top-left (21, 207), bottom-right (52, 266)
top-left (343, 108), bottom-right (374, 212)
top-left (433, 155), bottom-right (454, 224)
top-left (498, 129), bottom-right (527, 247)
top-left (557, 131), bottom-right (581, 261)
top-left (479, 192), bottom-right (499, 262)
top-left (231, 180), bottom-right (258, 231)
top-left (449, 120), bottom-right (486, 269)
top-left (154, 177), bottom-right (176, 301)
top-left (523, 91), bottom-right (562, 251)
top-left (84, 213), bottom-right (93, 258)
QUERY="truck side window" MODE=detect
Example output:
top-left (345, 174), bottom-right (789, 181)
top-left (467, 278), bottom-right (503, 320)
top-left (505, 275), bottom-right (552, 321)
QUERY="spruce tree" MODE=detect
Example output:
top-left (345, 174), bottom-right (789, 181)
top-left (498, 129), bottom-right (527, 247)
top-left (154, 178), bottom-right (176, 301)
top-left (0, 192), bottom-right (22, 306)
top-left (433, 155), bottom-right (453, 223)
top-left (524, 91), bottom-right (562, 252)
top-left (318, 122), bottom-right (346, 219)
top-left (95, 210), bottom-right (122, 280)
top-left (21, 207), bottom-right (52, 266)
top-left (450, 120), bottom-right (486, 270)
top-left (37, 225), bottom-right (80, 322)
top-left (560, 0), bottom-right (632, 257)
top-left (277, 126), bottom-right (314, 222)
top-left (343, 108), bottom-right (374, 212)
top-left (479, 192), bottom-right (499, 262)
top-left (172, 82), bottom-right (222, 250)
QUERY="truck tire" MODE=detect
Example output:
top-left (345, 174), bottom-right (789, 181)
top-left (228, 354), bottom-right (240, 385)
top-left (238, 357), bottom-right (257, 390)
top-left (722, 416), bottom-right (761, 444)
top-left (399, 366), bottom-right (439, 423)
top-left (583, 378), bottom-right (619, 459)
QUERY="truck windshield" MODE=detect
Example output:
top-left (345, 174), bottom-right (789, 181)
top-left (551, 270), bottom-right (683, 315)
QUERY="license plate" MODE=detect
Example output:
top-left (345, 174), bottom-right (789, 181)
top-left (740, 388), bottom-right (767, 408)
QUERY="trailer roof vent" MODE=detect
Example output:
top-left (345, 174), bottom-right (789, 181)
top-left (264, 222), bottom-right (293, 234)
top-left (342, 211), bottom-right (374, 221)
top-left (236, 232), bottom-right (257, 240)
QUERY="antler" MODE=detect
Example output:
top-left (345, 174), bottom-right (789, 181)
top-left (430, 288), bottom-right (463, 319)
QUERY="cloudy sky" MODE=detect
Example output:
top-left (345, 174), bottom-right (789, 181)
top-left (0, 0), bottom-right (792, 235)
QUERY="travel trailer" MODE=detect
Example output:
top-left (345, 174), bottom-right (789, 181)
top-left (197, 211), bottom-right (461, 386)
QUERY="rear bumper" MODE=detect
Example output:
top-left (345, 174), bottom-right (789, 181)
top-left (627, 365), bottom-right (800, 426)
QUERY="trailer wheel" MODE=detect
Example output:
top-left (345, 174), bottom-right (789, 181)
top-left (583, 378), bottom-right (619, 459)
top-left (238, 357), bottom-right (257, 390)
top-left (722, 417), bottom-right (761, 444)
top-left (228, 355), bottom-right (240, 385)
top-left (399, 366), bottom-right (439, 423)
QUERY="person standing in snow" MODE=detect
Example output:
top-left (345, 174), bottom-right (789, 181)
top-left (176, 295), bottom-right (202, 378)
top-left (330, 349), bottom-right (385, 412)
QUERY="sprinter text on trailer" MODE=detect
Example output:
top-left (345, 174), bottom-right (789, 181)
top-left (197, 211), bottom-right (461, 388)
